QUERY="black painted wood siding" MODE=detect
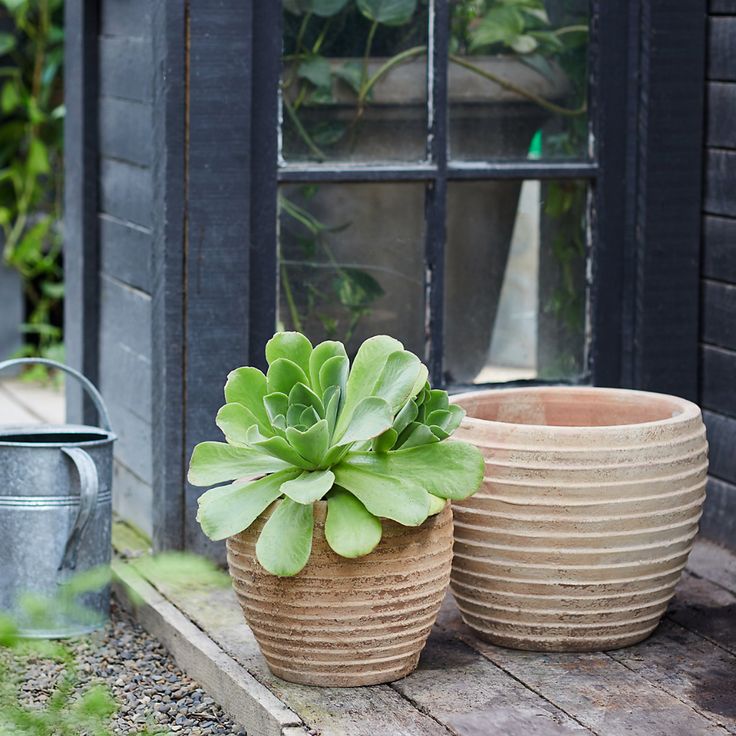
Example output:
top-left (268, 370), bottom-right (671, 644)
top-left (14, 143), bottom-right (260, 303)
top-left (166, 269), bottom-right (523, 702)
top-left (97, 0), bottom-right (154, 537)
top-left (701, 3), bottom-right (736, 548)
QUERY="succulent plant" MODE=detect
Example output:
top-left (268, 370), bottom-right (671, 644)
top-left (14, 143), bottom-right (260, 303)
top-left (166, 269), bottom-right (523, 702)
top-left (188, 332), bottom-right (484, 576)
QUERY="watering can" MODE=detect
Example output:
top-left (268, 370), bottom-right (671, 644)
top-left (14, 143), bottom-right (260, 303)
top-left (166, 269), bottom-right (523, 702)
top-left (0, 358), bottom-right (115, 637)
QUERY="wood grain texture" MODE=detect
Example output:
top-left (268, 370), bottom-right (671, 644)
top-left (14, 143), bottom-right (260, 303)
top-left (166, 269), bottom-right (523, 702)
top-left (703, 411), bottom-right (736, 486)
top-left (112, 460), bottom-right (153, 539)
top-left (708, 17), bottom-right (736, 81)
top-left (439, 598), bottom-right (730, 736)
top-left (99, 214), bottom-right (152, 294)
top-left (705, 149), bottom-right (736, 218)
top-left (687, 538), bottom-right (736, 592)
top-left (64, 0), bottom-right (99, 424)
top-left (100, 0), bottom-right (152, 38)
top-left (701, 344), bottom-right (736, 418)
top-left (711, 0), bottom-right (736, 14)
top-left (667, 572), bottom-right (736, 656)
top-left (700, 477), bottom-right (736, 549)
top-left (150, 0), bottom-right (186, 552)
top-left (98, 35), bottom-right (152, 103)
top-left (392, 624), bottom-right (591, 735)
top-left (631, 2), bottom-right (704, 401)
top-left (105, 401), bottom-right (152, 485)
top-left (182, 0), bottom-right (253, 558)
top-left (706, 82), bottom-right (736, 148)
top-left (138, 580), bottom-right (451, 736)
top-left (609, 618), bottom-right (736, 733)
top-left (99, 158), bottom-right (153, 229)
top-left (99, 96), bottom-right (152, 167)
top-left (703, 215), bottom-right (736, 283)
top-left (99, 274), bottom-right (151, 360)
top-left (115, 532), bottom-right (736, 736)
top-left (98, 336), bottom-right (152, 421)
top-left (703, 280), bottom-right (736, 351)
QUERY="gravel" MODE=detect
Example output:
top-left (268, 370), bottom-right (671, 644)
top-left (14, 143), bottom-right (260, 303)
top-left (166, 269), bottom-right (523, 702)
top-left (4, 599), bottom-right (247, 735)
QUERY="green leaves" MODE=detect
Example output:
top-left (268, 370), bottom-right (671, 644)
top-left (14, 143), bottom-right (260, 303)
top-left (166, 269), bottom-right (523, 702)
top-left (188, 442), bottom-right (290, 486)
top-left (357, 0), bottom-right (417, 25)
top-left (345, 441), bottom-right (485, 500)
top-left (325, 488), bottom-right (382, 558)
top-left (281, 470), bottom-right (335, 504)
top-left (190, 331), bottom-right (482, 576)
top-left (197, 470), bottom-right (300, 541)
top-left (333, 463), bottom-right (430, 526)
top-left (256, 498), bottom-right (315, 576)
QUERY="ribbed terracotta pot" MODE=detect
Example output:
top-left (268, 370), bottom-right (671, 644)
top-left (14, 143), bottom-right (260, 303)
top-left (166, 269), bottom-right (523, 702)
top-left (226, 501), bottom-right (453, 686)
top-left (450, 387), bottom-right (708, 652)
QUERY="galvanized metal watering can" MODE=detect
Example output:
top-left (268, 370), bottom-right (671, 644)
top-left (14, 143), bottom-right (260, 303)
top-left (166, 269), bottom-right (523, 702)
top-left (0, 358), bottom-right (115, 638)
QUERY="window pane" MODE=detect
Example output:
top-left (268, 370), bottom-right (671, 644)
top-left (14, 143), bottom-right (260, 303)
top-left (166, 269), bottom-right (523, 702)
top-left (448, 0), bottom-right (589, 160)
top-left (277, 183), bottom-right (426, 357)
top-left (281, 2), bottom-right (429, 163)
top-left (444, 179), bottom-right (588, 384)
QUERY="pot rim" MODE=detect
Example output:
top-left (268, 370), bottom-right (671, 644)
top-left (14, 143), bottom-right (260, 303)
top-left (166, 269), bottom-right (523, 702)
top-left (0, 424), bottom-right (116, 447)
top-left (450, 386), bottom-right (702, 434)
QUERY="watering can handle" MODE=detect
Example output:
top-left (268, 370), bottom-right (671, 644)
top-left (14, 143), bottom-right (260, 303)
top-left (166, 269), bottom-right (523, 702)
top-left (0, 357), bottom-right (112, 432)
top-left (58, 447), bottom-right (99, 573)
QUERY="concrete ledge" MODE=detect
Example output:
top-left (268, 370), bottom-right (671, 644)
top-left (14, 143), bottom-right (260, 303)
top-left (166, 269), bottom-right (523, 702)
top-left (112, 559), bottom-right (306, 736)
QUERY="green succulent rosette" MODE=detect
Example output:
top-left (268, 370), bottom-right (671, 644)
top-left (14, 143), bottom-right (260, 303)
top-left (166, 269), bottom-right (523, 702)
top-left (188, 332), bottom-right (484, 576)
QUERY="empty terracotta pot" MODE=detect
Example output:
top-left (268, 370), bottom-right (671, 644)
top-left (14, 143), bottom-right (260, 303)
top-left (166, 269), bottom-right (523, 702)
top-left (226, 501), bottom-right (453, 686)
top-left (450, 387), bottom-right (708, 652)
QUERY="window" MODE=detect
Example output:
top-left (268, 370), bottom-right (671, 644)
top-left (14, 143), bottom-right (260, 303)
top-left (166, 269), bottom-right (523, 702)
top-left (252, 0), bottom-right (597, 389)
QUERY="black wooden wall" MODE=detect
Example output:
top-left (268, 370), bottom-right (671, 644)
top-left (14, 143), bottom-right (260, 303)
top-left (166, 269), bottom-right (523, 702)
top-left (700, 2), bottom-right (736, 548)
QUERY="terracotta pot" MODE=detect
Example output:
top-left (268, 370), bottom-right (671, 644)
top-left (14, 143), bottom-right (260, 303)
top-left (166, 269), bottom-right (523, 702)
top-left (226, 501), bottom-right (453, 687)
top-left (450, 387), bottom-right (708, 652)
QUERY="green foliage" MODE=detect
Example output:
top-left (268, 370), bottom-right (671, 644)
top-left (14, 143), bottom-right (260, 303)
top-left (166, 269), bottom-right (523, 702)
top-left (190, 332), bottom-right (485, 577)
top-left (0, 0), bottom-right (64, 363)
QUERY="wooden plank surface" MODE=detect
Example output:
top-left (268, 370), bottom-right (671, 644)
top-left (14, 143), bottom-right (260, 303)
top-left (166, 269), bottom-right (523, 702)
top-left (144, 579), bottom-right (451, 736)
top-left (392, 624), bottom-right (592, 735)
top-left (703, 280), bottom-right (736, 351)
top-left (701, 344), bottom-right (736, 418)
top-left (182, 1), bottom-right (253, 559)
top-left (99, 96), bottom-right (152, 167)
top-left (700, 477), bottom-right (736, 550)
top-left (703, 215), bottom-right (736, 283)
top-left (687, 539), bottom-right (736, 592)
top-left (112, 537), bottom-right (736, 736)
top-left (438, 598), bottom-right (730, 736)
top-left (667, 573), bottom-right (736, 656)
top-left (99, 274), bottom-right (152, 360)
top-left (704, 149), bottom-right (736, 218)
top-left (99, 214), bottom-right (152, 294)
top-left (704, 411), bottom-right (736, 486)
top-left (711, 1), bottom-right (736, 14)
top-left (708, 17), bottom-right (736, 81)
top-left (706, 82), bottom-right (736, 148)
top-left (99, 158), bottom-right (153, 229)
top-left (100, 0), bottom-right (152, 38)
top-left (112, 460), bottom-right (154, 540)
top-left (609, 619), bottom-right (736, 733)
top-left (98, 35), bottom-right (152, 103)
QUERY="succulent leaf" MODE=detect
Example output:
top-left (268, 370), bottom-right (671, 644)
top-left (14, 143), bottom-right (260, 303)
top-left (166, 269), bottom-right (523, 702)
top-left (309, 340), bottom-right (348, 394)
top-left (325, 487), bottom-right (382, 558)
top-left (266, 358), bottom-right (310, 395)
top-left (281, 470), bottom-right (335, 504)
top-left (256, 498), bottom-right (314, 576)
top-left (196, 468), bottom-right (300, 541)
top-left (188, 441), bottom-right (290, 486)
top-left (215, 403), bottom-right (262, 445)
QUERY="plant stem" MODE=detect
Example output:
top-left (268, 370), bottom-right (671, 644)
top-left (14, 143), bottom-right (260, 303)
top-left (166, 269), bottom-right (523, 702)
top-left (554, 25), bottom-right (588, 36)
top-left (358, 45), bottom-right (428, 105)
top-left (448, 53), bottom-right (586, 117)
top-left (280, 261), bottom-right (304, 333)
top-left (283, 96), bottom-right (327, 160)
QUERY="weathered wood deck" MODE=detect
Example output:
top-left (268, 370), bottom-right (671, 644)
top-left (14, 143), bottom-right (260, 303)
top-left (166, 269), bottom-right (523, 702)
top-left (114, 530), bottom-right (736, 736)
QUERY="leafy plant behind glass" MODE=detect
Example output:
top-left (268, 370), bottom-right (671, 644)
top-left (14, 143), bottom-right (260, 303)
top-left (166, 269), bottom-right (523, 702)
top-left (189, 332), bottom-right (485, 577)
top-left (279, 1), bottom-right (589, 353)
top-left (0, 0), bottom-right (64, 368)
